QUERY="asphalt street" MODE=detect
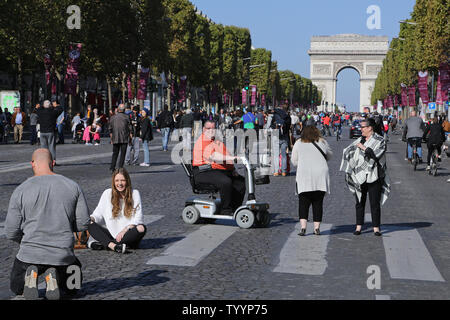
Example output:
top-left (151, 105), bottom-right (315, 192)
top-left (0, 128), bottom-right (449, 300)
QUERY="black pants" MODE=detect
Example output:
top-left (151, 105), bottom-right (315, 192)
top-left (10, 257), bottom-right (82, 296)
top-left (30, 125), bottom-right (37, 145)
top-left (298, 191), bottom-right (325, 222)
top-left (426, 142), bottom-right (442, 165)
top-left (111, 143), bottom-right (128, 171)
top-left (193, 169), bottom-right (246, 211)
top-left (355, 179), bottom-right (382, 228)
top-left (88, 222), bottom-right (146, 249)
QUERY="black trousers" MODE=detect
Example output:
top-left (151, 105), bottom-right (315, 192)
top-left (193, 169), bottom-right (246, 211)
top-left (298, 191), bottom-right (326, 222)
top-left (88, 222), bottom-right (146, 249)
top-left (10, 257), bottom-right (82, 296)
top-left (426, 142), bottom-right (442, 165)
top-left (355, 179), bottom-right (382, 228)
top-left (30, 125), bottom-right (37, 144)
top-left (111, 143), bottom-right (128, 171)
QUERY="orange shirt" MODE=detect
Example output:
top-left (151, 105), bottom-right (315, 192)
top-left (193, 133), bottom-right (234, 171)
top-left (323, 116), bottom-right (331, 125)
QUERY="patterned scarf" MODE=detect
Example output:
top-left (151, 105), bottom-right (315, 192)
top-left (340, 133), bottom-right (391, 205)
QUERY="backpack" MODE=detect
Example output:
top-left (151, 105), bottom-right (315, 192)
top-left (271, 109), bottom-right (291, 135)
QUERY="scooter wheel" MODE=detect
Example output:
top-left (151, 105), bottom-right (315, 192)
top-left (182, 205), bottom-right (200, 225)
top-left (235, 209), bottom-right (255, 229)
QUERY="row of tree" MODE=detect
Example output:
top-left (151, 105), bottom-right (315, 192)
top-left (0, 0), bottom-right (321, 114)
top-left (371, 0), bottom-right (449, 105)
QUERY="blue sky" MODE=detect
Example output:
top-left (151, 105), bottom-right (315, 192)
top-left (190, 0), bottom-right (417, 111)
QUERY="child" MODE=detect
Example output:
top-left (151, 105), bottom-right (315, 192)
top-left (83, 123), bottom-right (92, 145)
top-left (93, 123), bottom-right (101, 145)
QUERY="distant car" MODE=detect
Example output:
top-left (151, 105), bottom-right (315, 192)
top-left (349, 120), bottom-right (362, 139)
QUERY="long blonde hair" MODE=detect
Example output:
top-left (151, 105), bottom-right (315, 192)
top-left (111, 168), bottom-right (135, 219)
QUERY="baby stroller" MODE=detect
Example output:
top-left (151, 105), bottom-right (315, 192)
top-left (73, 122), bottom-right (85, 144)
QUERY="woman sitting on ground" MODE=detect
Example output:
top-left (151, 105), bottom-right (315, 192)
top-left (88, 168), bottom-right (146, 253)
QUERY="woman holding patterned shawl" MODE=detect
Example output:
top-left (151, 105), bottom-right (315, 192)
top-left (340, 118), bottom-right (390, 236)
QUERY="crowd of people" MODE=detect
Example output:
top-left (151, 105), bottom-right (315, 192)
top-left (2, 100), bottom-right (450, 300)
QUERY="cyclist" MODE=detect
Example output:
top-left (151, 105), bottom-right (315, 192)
top-left (402, 111), bottom-right (425, 164)
top-left (422, 117), bottom-right (445, 171)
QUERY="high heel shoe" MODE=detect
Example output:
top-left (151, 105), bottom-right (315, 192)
top-left (298, 228), bottom-right (306, 236)
top-left (314, 228), bottom-right (320, 235)
top-left (353, 230), bottom-right (362, 236)
top-left (374, 231), bottom-right (382, 236)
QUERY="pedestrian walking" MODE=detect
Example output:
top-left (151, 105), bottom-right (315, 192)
top-left (179, 108), bottom-right (194, 161)
top-left (56, 108), bottom-right (65, 144)
top-left (109, 104), bottom-right (132, 173)
top-left (11, 106), bottom-right (26, 144)
top-left (87, 168), bottom-right (146, 253)
top-left (29, 106), bottom-right (39, 145)
top-left (139, 109), bottom-right (153, 167)
top-left (271, 105), bottom-right (291, 176)
top-left (340, 118), bottom-right (391, 236)
top-left (125, 106), bottom-right (141, 165)
top-left (5, 148), bottom-right (90, 300)
top-left (157, 105), bottom-right (174, 152)
top-left (291, 126), bottom-right (332, 236)
top-left (35, 100), bottom-right (63, 165)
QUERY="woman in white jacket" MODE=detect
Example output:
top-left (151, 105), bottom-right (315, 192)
top-left (291, 125), bottom-right (332, 236)
top-left (88, 168), bottom-right (146, 253)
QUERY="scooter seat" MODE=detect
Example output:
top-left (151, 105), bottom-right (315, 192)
top-left (191, 179), bottom-right (219, 194)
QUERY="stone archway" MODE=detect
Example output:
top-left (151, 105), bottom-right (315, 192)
top-left (308, 34), bottom-right (388, 112)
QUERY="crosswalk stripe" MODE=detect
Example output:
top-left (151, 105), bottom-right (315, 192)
top-left (273, 222), bottom-right (333, 275)
top-left (146, 225), bottom-right (238, 267)
top-left (382, 226), bottom-right (445, 282)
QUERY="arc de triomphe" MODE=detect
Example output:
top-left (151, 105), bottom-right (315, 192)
top-left (308, 34), bottom-right (388, 113)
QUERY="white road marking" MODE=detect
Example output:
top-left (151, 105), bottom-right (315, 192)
top-left (273, 222), bottom-right (333, 275)
top-left (143, 215), bottom-right (164, 225)
top-left (383, 226), bottom-right (445, 282)
top-left (146, 225), bottom-right (238, 267)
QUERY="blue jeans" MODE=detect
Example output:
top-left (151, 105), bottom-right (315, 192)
top-left (161, 127), bottom-right (171, 151)
top-left (142, 140), bottom-right (150, 164)
top-left (407, 137), bottom-right (422, 159)
top-left (280, 138), bottom-right (289, 173)
top-left (57, 124), bottom-right (64, 143)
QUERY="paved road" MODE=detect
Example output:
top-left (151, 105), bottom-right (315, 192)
top-left (0, 128), bottom-right (449, 300)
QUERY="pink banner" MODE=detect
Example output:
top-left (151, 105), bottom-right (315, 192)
top-left (388, 95), bottom-right (393, 108)
top-left (44, 53), bottom-right (52, 86)
top-left (127, 76), bottom-right (134, 100)
top-left (261, 94), bottom-right (266, 106)
top-left (439, 62), bottom-right (449, 101)
top-left (401, 86), bottom-right (407, 107)
top-left (138, 68), bottom-right (150, 100)
top-left (64, 43), bottom-right (82, 95)
top-left (177, 76), bottom-right (187, 103)
top-left (418, 71), bottom-right (429, 105)
top-left (250, 85), bottom-right (257, 106)
top-left (393, 95), bottom-right (398, 107)
top-left (436, 74), bottom-right (443, 105)
top-left (233, 90), bottom-right (239, 105)
top-left (408, 86), bottom-right (416, 106)
top-left (242, 88), bottom-right (247, 105)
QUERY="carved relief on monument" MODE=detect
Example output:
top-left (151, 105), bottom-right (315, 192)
top-left (334, 62), bottom-right (364, 77)
top-left (366, 64), bottom-right (382, 75)
top-left (313, 64), bottom-right (332, 75)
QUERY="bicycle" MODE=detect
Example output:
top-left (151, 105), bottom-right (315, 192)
top-left (428, 144), bottom-right (439, 176)
top-left (411, 142), bottom-right (419, 171)
top-left (336, 126), bottom-right (342, 141)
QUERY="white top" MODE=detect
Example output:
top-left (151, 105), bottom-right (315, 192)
top-left (90, 189), bottom-right (144, 238)
top-left (291, 138), bottom-right (333, 194)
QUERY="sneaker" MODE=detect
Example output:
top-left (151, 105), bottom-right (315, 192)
top-left (282, 172), bottom-right (287, 177)
top-left (426, 165), bottom-right (431, 171)
top-left (447, 178), bottom-right (450, 183)
top-left (114, 243), bottom-right (127, 254)
top-left (94, 143), bottom-right (99, 146)
top-left (44, 268), bottom-right (60, 300)
top-left (23, 265), bottom-right (39, 300)
top-left (139, 163), bottom-right (150, 167)
top-left (404, 158), bottom-right (408, 161)
top-left (89, 241), bottom-right (104, 250)
top-left (273, 172), bottom-right (280, 176)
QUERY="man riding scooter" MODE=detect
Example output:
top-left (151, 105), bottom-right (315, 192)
top-left (192, 120), bottom-right (246, 215)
